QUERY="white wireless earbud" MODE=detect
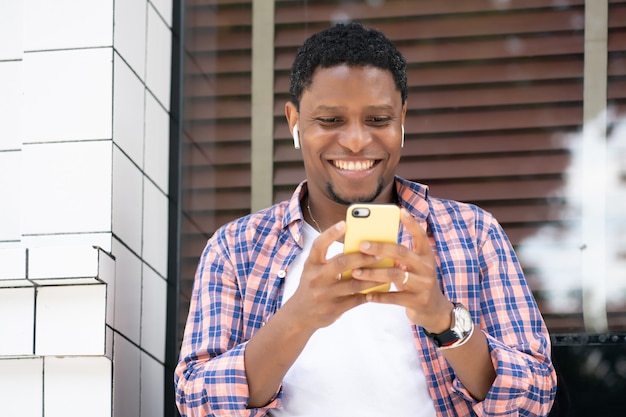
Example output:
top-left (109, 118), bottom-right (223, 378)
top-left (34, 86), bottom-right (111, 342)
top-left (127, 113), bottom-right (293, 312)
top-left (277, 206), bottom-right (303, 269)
top-left (401, 125), bottom-right (405, 148)
top-left (293, 125), bottom-right (300, 149)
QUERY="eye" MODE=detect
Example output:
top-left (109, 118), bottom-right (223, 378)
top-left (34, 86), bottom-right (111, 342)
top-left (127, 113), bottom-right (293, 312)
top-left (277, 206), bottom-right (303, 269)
top-left (367, 116), bottom-right (392, 125)
top-left (317, 117), bottom-right (342, 125)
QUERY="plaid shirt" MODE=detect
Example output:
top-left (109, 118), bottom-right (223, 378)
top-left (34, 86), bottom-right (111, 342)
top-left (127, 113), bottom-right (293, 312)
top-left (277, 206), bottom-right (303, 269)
top-left (175, 177), bottom-right (557, 417)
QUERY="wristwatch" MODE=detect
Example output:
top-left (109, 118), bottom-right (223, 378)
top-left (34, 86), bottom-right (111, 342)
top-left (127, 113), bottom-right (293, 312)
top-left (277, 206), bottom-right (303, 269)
top-left (424, 302), bottom-right (474, 350)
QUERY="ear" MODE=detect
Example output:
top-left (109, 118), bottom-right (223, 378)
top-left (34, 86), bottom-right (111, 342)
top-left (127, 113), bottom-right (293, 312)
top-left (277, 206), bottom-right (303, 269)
top-left (285, 101), bottom-right (300, 149)
top-left (293, 125), bottom-right (300, 149)
top-left (400, 102), bottom-right (407, 148)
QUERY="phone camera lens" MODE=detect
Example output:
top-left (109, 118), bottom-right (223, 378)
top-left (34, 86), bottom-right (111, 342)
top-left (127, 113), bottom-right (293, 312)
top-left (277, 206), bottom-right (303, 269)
top-left (352, 208), bottom-right (370, 218)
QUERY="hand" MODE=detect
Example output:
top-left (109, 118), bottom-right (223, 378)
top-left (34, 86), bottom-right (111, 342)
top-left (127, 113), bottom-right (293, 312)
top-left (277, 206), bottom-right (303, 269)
top-left (350, 208), bottom-right (453, 332)
top-left (284, 220), bottom-right (390, 331)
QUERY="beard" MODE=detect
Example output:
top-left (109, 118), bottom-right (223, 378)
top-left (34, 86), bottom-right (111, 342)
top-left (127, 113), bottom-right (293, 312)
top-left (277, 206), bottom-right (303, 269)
top-left (325, 177), bottom-right (385, 206)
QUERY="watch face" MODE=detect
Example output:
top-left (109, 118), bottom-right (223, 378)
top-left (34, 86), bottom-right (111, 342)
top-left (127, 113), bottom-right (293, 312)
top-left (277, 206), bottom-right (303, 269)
top-left (454, 305), bottom-right (473, 333)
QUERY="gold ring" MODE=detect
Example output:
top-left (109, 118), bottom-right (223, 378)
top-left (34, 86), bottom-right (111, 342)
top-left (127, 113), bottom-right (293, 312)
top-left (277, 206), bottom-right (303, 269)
top-left (402, 271), bottom-right (409, 285)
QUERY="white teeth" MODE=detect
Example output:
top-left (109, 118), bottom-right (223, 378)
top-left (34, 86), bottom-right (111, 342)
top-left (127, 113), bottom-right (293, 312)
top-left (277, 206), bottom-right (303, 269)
top-left (333, 160), bottom-right (375, 171)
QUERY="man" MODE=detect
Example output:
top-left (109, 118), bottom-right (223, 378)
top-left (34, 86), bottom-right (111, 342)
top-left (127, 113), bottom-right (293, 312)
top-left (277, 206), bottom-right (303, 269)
top-left (175, 22), bottom-right (557, 416)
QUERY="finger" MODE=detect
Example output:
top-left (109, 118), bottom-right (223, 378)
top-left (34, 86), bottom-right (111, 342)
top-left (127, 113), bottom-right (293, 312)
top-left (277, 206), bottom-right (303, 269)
top-left (351, 266), bottom-right (406, 287)
top-left (328, 248), bottom-right (385, 282)
top-left (309, 221), bottom-right (346, 264)
top-left (399, 208), bottom-right (431, 256)
top-left (338, 276), bottom-right (393, 296)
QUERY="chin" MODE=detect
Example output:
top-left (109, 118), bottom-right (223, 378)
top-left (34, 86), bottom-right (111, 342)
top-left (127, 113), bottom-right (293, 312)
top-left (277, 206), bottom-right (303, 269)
top-left (327, 182), bottom-right (383, 206)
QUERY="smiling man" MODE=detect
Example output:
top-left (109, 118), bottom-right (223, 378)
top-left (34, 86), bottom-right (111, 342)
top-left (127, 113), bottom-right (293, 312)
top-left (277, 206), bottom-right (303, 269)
top-left (175, 23), bottom-right (557, 417)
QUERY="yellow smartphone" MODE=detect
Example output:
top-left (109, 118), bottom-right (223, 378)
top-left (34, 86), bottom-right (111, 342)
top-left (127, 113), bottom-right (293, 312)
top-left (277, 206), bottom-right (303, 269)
top-left (342, 203), bottom-right (400, 294)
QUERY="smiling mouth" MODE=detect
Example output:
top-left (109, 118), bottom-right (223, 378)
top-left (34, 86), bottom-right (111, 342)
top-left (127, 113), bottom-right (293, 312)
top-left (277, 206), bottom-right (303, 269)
top-left (332, 160), bottom-right (378, 171)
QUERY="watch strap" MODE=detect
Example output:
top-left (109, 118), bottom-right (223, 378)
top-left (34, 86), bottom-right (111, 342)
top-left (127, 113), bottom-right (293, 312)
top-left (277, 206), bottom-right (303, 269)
top-left (424, 302), bottom-right (473, 349)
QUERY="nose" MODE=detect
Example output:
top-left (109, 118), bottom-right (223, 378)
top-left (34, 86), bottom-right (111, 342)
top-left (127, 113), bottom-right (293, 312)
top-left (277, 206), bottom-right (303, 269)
top-left (338, 123), bottom-right (371, 153)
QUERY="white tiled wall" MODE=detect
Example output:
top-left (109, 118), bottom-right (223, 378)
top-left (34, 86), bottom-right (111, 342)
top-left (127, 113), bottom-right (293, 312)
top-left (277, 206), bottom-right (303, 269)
top-left (0, 0), bottom-right (173, 416)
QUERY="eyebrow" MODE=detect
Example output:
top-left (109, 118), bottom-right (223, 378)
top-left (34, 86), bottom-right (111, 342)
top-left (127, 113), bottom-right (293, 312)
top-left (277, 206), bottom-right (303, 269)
top-left (313, 104), bottom-right (396, 112)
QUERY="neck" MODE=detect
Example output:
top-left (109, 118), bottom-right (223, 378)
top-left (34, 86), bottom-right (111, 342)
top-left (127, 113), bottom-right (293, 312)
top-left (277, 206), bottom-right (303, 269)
top-left (303, 182), bottom-right (398, 233)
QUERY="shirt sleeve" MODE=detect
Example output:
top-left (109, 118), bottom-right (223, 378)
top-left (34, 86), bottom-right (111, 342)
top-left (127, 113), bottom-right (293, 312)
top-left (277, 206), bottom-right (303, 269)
top-left (174, 230), bottom-right (282, 417)
top-left (453, 216), bottom-right (557, 416)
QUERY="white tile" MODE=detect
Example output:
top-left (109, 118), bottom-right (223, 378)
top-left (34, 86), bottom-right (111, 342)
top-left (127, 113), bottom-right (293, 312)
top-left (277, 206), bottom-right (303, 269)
top-left (45, 356), bottom-right (112, 417)
top-left (0, 61), bottom-right (23, 150)
top-left (112, 239), bottom-right (142, 343)
top-left (142, 179), bottom-right (168, 276)
top-left (23, 0), bottom-right (113, 51)
top-left (140, 352), bottom-right (164, 417)
top-left (114, 0), bottom-right (147, 79)
top-left (105, 326), bottom-right (114, 360)
top-left (0, 1), bottom-right (23, 60)
top-left (149, 0), bottom-right (172, 28)
top-left (0, 279), bottom-right (33, 288)
top-left (0, 247), bottom-right (26, 279)
top-left (141, 265), bottom-right (166, 361)
top-left (28, 245), bottom-right (99, 279)
top-left (22, 233), bottom-right (113, 253)
top-left (35, 284), bottom-right (106, 355)
top-left (0, 287), bottom-right (35, 355)
top-left (33, 277), bottom-right (100, 286)
top-left (0, 151), bottom-right (21, 242)
top-left (22, 48), bottom-right (113, 143)
top-left (21, 141), bottom-right (113, 236)
top-left (113, 147), bottom-right (143, 254)
top-left (144, 91), bottom-right (170, 193)
top-left (0, 358), bottom-right (43, 417)
top-left (99, 248), bottom-right (117, 326)
top-left (113, 53), bottom-right (145, 167)
top-left (146, 5), bottom-right (171, 110)
top-left (113, 333), bottom-right (140, 417)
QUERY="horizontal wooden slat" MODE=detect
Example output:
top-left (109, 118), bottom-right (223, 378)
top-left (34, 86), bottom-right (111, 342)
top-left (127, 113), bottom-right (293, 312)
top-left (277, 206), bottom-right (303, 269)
top-left (275, 32), bottom-right (584, 70)
top-left (609, 53), bottom-right (626, 76)
top-left (183, 121), bottom-right (251, 144)
top-left (181, 210), bottom-right (253, 238)
top-left (408, 81), bottom-right (582, 110)
top-left (274, 0), bottom-right (586, 27)
top-left (184, 143), bottom-right (251, 166)
top-left (185, 26), bottom-right (251, 53)
top-left (608, 79), bottom-right (626, 99)
top-left (189, 52), bottom-right (252, 75)
top-left (184, 73), bottom-right (251, 97)
top-left (274, 57), bottom-right (584, 93)
top-left (185, 96), bottom-right (251, 120)
top-left (429, 178), bottom-right (569, 201)
top-left (405, 106), bottom-right (582, 134)
top-left (183, 166), bottom-right (251, 189)
top-left (183, 189), bottom-right (251, 211)
top-left (609, 29), bottom-right (626, 52)
top-left (185, 4), bottom-right (252, 29)
top-left (609, 3), bottom-right (626, 29)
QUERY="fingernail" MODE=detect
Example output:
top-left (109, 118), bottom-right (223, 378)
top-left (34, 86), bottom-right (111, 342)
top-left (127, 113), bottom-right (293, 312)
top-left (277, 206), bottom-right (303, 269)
top-left (352, 268), bottom-right (362, 277)
top-left (336, 221), bottom-right (345, 231)
top-left (360, 241), bottom-right (371, 250)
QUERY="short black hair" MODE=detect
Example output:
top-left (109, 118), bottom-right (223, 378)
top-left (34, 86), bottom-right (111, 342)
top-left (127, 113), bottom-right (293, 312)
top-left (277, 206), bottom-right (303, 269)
top-left (289, 22), bottom-right (408, 109)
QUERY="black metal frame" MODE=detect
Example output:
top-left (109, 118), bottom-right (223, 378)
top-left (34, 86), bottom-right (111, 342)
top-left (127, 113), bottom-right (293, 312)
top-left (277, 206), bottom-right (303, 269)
top-left (165, 0), bottom-right (183, 415)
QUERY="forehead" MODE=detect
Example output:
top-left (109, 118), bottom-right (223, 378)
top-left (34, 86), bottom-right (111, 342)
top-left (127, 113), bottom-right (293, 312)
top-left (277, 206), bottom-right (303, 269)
top-left (300, 65), bottom-right (401, 109)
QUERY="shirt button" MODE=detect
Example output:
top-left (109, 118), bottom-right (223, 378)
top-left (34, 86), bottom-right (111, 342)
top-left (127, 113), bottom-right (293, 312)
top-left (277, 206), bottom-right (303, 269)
top-left (277, 270), bottom-right (286, 278)
top-left (294, 233), bottom-right (300, 241)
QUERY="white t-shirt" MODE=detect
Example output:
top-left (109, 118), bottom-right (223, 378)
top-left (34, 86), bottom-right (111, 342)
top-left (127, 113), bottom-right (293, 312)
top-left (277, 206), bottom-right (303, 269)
top-left (269, 222), bottom-right (436, 417)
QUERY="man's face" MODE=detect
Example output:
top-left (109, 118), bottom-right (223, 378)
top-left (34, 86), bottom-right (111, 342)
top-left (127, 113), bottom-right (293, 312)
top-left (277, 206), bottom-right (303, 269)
top-left (292, 64), bottom-right (406, 205)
